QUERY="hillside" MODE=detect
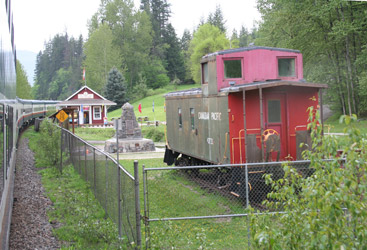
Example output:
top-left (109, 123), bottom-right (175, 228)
top-left (108, 83), bottom-right (199, 122)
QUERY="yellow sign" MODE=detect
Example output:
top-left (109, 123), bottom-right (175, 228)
top-left (56, 110), bottom-right (68, 122)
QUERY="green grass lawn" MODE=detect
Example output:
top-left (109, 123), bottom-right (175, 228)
top-left (324, 117), bottom-right (367, 134)
top-left (108, 83), bottom-right (199, 122)
top-left (73, 127), bottom-right (115, 141)
top-left (119, 158), bottom-right (250, 249)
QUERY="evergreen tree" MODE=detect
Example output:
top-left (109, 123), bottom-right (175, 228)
top-left (239, 25), bottom-right (250, 47)
top-left (180, 29), bottom-right (192, 51)
top-left (230, 29), bottom-right (239, 48)
top-left (150, 0), bottom-right (171, 44)
top-left (163, 23), bottom-right (185, 81)
top-left (140, 0), bottom-right (150, 13)
top-left (207, 5), bottom-right (226, 34)
top-left (33, 33), bottom-right (84, 100)
top-left (104, 68), bottom-right (129, 111)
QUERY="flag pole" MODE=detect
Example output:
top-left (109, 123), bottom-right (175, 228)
top-left (83, 67), bottom-right (86, 86)
top-left (153, 100), bottom-right (156, 126)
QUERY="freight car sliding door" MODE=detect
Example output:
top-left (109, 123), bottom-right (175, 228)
top-left (263, 93), bottom-right (288, 160)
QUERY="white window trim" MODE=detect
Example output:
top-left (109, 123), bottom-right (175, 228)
top-left (93, 106), bottom-right (102, 120)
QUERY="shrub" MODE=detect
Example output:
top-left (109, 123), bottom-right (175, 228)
top-left (37, 119), bottom-right (61, 169)
top-left (143, 127), bottom-right (165, 142)
top-left (249, 108), bottom-right (367, 249)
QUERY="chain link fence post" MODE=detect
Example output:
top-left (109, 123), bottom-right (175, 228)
top-left (93, 148), bottom-right (96, 195)
top-left (143, 164), bottom-right (149, 249)
top-left (105, 155), bottom-right (108, 219)
top-left (84, 143), bottom-right (87, 182)
top-left (60, 129), bottom-right (62, 174)
top-left (245, 163), bottom-right (251, 249)
top-left (134, 161), bottom-right (142, 249)
top-left (118, 162), bottom-right (121, 238)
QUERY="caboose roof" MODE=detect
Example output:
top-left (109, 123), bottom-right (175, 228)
top-left (202, 46), bottom-right (301, 60)
top-left (220, 80), bottom-right (327, 93)
top-left (165, 80), bottom-right (327, 98)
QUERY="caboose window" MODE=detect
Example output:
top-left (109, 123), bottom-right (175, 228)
top-left (202, 63), bottom-right (209, 84)
top-left (224, 59), bottom-right (242, 78)
top-left (278, 58), bottom-right (295, 77)
top-left (178, 108), bottom-right (182, 129)
top-left (268, 100), bottom-right (281, 123)
top-left (190, 108), bottom-right (195, 130)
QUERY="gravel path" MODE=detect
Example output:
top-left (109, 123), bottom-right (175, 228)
top-left (9, 137), bottom-right (60, 250)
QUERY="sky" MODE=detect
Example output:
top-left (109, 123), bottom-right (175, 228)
top-left (13, 0), bottom-right (261, 53)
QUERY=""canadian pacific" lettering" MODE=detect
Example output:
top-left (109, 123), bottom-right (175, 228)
top-left (198, 112), bottom-right (222, 121)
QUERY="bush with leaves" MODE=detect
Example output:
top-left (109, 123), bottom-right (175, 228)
top-left (249, 107), bottom-right (367, 249)
top-left (37, 119), bottom-right (61, 169)
top-left (144, 127), bottom-right (165, 142)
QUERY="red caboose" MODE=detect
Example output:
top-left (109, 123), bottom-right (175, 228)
top-left (164, 46), bottom-right (327, 166)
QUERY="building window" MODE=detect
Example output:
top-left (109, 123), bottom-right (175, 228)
top-left (278, 58), bottom-right (296, 77)
top-left (190, 108), bottom-right (195, 130)
top-left (224, 59), bottom-right (242, 79)
top-left (178, 108), bottom-right (182, 128)
top-left (268, 100), bottom-right (281, 123)
top-left (93, 106), bottom-right (102, 120)
top-left (202, 63), bottom-right (209, 84)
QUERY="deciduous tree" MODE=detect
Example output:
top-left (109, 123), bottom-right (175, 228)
top-left (83, 23), bottom-right (122, 94)
top-left (189, 23), bottom-right (229, 83)
top-left (16, 60), bottom-right (32, 99)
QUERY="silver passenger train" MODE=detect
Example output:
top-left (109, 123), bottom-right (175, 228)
top-left (0, 1), bottom-right (59, 247)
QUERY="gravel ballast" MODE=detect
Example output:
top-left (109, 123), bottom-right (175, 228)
top-left (9, 137), bottom-right (60, 250)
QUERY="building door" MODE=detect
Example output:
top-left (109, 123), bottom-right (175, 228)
top-left (263, 93), bottom-right (288, 160)
top-left (84, 111), bottom-right (90, 124)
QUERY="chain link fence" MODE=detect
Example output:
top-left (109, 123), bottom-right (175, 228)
top-left (142, 161), bottom-right (315, 249)
top-left (59, 128), bottom-right (141, 248)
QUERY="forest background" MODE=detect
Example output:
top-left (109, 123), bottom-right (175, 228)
top-left (16, 0), bottom-right (367, 117)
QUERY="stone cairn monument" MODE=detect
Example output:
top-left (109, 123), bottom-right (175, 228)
top-left (105, 103), bottom-right (155, 153)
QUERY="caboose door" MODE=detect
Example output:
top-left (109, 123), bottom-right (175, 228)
top-left (263, 93), bottom-right (288, 160)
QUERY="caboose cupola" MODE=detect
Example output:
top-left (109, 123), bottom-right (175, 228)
top-left (200, 46), bottom-right (304, 95)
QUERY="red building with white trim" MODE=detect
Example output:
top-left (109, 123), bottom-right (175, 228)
top-left (57, 86), bottom-right (116, 125)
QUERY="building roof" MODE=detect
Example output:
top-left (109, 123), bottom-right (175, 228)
top-left (65, 85), bottom-right (107, 101)
top-left (57, 98), bottom-right (116, 107)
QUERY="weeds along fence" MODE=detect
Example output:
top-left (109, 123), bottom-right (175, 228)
top-left (142, 161), bottom-right (315, 249)
top-left (59, 127), bottom-right (142, 249)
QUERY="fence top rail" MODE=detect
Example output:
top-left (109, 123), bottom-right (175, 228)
top-left (143, 158), bottom-right (345, 171)
top-left (60, 126), bottom-right (135, 180)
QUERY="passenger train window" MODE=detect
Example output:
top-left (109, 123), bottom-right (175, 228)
top-left (202, 63), bottom-right (209, 84)
top-left (178, 108), bottom-right (182, 129)
top-left (190, 108), bottom-right (195, 130)
top-left (278, 58), bottom-right (295, 77)
top-left (268, 100), bottom-right (281, 123)
top-left (224, 59), bottom-right (242, 79)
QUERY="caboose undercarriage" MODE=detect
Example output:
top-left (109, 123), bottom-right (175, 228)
top-left (165, 151), bottom-right (314, 206)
